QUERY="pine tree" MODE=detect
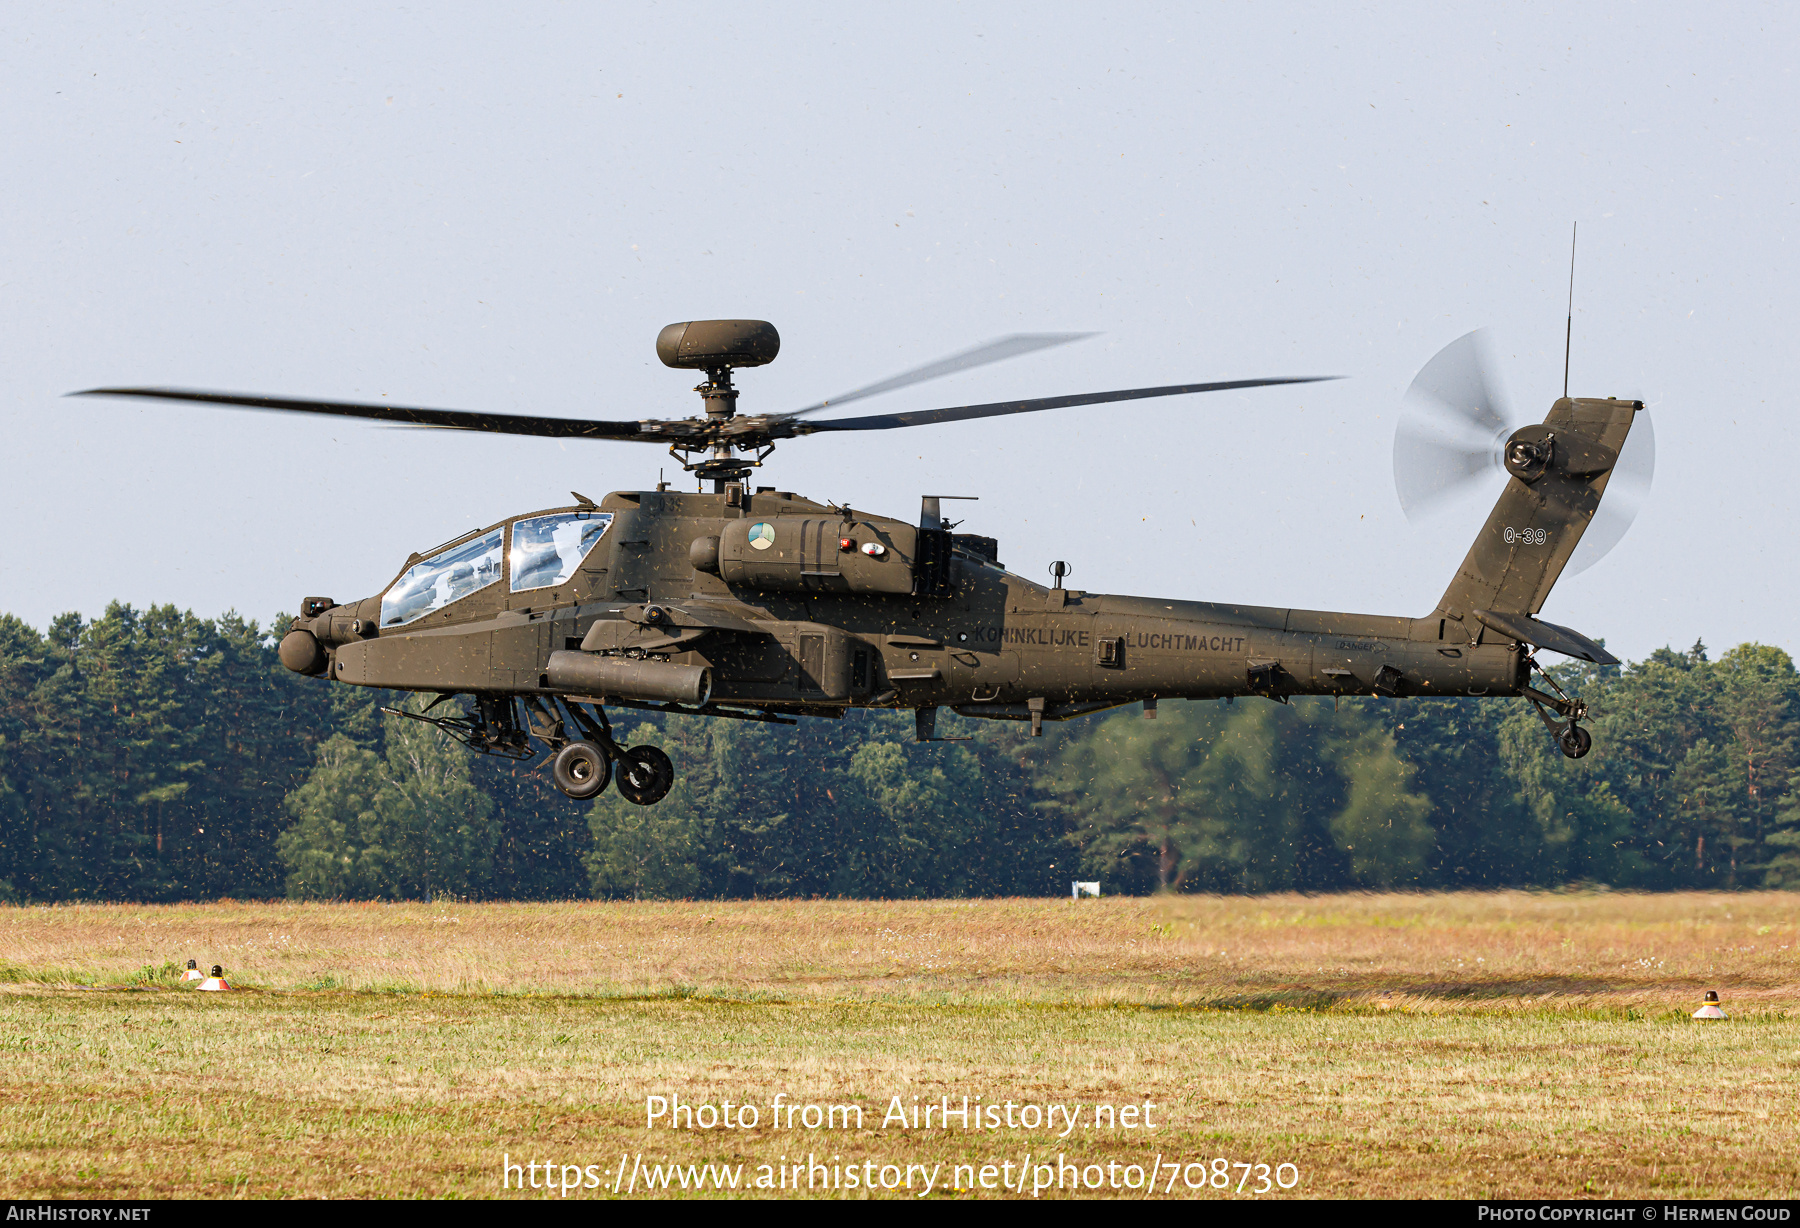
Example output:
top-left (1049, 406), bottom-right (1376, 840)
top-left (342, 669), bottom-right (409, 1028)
top-left (1043, 698), bottom-right (1432, 893)
top-left (1368, 696), bottom-right (1538, 885)
top-left (1711, 645), bottom-right (1800, 885)
top-left (8, 593), bottom-right (1800, 901)
top-left (277, 698), bottom-right (498, 899)
top-left (1326, 713), bottom-right (1435, 887)
top-left (277, 734), bottom-right (389, 898)
top-left (584, 715), bottom-right (722, 899)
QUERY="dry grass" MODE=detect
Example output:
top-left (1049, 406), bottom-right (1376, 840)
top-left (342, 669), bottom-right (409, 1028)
top-left (3, 890), bottom-right (1796, 1009)
top-left (1, 892), bottom-right (1797, 1199)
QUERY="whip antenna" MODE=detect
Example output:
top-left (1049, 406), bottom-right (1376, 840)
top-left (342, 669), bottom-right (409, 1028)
top-left (1563, 222), bottom-right (1577, 399)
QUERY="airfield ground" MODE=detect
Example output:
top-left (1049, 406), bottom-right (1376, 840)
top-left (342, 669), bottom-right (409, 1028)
top-left (1, 891), bottom-right (1795, 1199)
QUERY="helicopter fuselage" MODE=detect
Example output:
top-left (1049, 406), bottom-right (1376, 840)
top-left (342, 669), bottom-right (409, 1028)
top-left (89, 323), bottom-right (1635, 802)
top-left (287, 486), bottom-right (1525, 739)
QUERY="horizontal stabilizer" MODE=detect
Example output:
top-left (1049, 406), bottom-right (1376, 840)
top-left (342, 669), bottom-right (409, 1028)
top-left (1473, 609), bottom-right (1619, 666)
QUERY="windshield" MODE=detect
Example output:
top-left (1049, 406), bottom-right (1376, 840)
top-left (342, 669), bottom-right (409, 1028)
top-left (380, 528), bottom-right (505, 627)
top-left (511, 511), bottom-right (613, 592)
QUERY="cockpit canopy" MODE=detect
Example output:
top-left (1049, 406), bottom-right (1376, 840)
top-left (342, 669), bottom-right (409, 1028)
top-left (510, 512), bottom-right (612, 593)
top-left (381, 509), bottom-right (614, 628)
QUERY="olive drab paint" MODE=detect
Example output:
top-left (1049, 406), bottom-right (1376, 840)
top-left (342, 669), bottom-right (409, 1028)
top-left (75, 320), bottom-right (1638, 803)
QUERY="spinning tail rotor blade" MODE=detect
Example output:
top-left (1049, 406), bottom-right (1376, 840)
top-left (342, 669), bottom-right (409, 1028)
top-left (783, 333), bottom-right (1097, 419)
top-left (1566, 407), bottom-right (1654, 575)
top-left (1406, 328), bottom-right (1511, 438)
top-left (1392, 431), bottom-right (1501, 515)
top-left (1392, 329), bottom-right (1515, 519)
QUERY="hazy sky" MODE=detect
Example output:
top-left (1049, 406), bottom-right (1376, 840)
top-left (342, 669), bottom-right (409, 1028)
top-left (3, 3), bottom-right (1795, 663)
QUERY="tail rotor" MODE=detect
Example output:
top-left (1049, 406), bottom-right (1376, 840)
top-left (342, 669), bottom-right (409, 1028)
top-left (1393, 328), bottom-right (1653, 574)
top-left (1392, 329), bottom-right (1515, 519)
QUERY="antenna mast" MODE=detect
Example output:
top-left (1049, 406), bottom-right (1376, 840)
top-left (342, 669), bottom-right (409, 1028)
top-left (1563, 222), bottom-right (1577, 399)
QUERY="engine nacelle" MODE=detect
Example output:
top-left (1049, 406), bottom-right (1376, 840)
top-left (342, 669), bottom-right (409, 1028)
top-left (718, 517), bottom-right (917, 595)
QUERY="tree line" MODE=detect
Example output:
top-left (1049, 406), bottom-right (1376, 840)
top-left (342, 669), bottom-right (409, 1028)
top-left (2, 603), bottom-right (1796, 902)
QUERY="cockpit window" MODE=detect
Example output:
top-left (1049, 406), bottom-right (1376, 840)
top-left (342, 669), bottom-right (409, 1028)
top-left (510, 511), bottom-right (614, 592)
top-left (381, 528), bottom-right (505, 627)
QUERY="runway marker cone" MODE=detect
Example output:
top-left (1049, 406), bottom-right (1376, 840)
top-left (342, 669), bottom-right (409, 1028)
top-left (197, 964), bottom-right (231, 992)
top-left (179, 959), bottom-right (204, 983)
top-left (1692, 989), bottom-right (1727, 1020)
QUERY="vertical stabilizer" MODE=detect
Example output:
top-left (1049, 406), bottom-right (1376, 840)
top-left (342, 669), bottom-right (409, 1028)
top-left (1437, 397), bottom-right (1642, 619)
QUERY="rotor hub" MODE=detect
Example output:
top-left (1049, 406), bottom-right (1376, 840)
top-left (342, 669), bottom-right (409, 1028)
top-left (691, 454), bottom-right (758, 484)
top-left (697, 368), bottom-right (740, 421)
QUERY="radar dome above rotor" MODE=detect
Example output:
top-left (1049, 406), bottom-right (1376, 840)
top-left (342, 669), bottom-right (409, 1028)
top-left (656, 320), bottom-right (781, 370)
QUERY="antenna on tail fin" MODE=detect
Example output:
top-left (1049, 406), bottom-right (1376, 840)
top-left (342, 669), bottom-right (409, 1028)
top-left (1563, 222), bottom-right (1577, 399)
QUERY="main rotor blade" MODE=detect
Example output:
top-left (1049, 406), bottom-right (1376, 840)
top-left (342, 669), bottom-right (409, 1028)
top-left (782, 332), bottom-right (1098, 419)
top-left (798, 375), bottom-right (1338, 433)
top-left (70, 386), bottom-right (648, 440)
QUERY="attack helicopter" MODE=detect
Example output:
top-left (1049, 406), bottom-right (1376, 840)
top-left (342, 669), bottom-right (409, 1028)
top-left (78, 319), bottom-right (1644, 806)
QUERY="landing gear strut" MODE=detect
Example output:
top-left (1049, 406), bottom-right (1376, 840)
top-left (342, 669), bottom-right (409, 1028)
top-left (384, 693), bottom-right (676, 804)
top-left (1523, 653), bottom-right (1592, 760)
top-left (382, 694), bottom-right (534, 759)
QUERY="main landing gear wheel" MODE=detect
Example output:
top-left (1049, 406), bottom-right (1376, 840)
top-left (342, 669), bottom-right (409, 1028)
top-left (1524, 652), bottom-right (1594, 763)
top-left (552, 740), bottom-right (612, 799)
top-left (616, 745), bottom-right (674, 806)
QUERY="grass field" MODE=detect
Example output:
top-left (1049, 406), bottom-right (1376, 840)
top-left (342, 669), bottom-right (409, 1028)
top-left (1, 891), bottom-right (1796, 1199)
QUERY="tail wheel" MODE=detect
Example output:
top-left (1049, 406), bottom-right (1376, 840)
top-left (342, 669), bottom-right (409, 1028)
top-left (1559, 724), bottom-right (1592, 760)
top-left (616, 745), bottom-right (674, 806)
top-left (552, 740), bottom-right (612, 799)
